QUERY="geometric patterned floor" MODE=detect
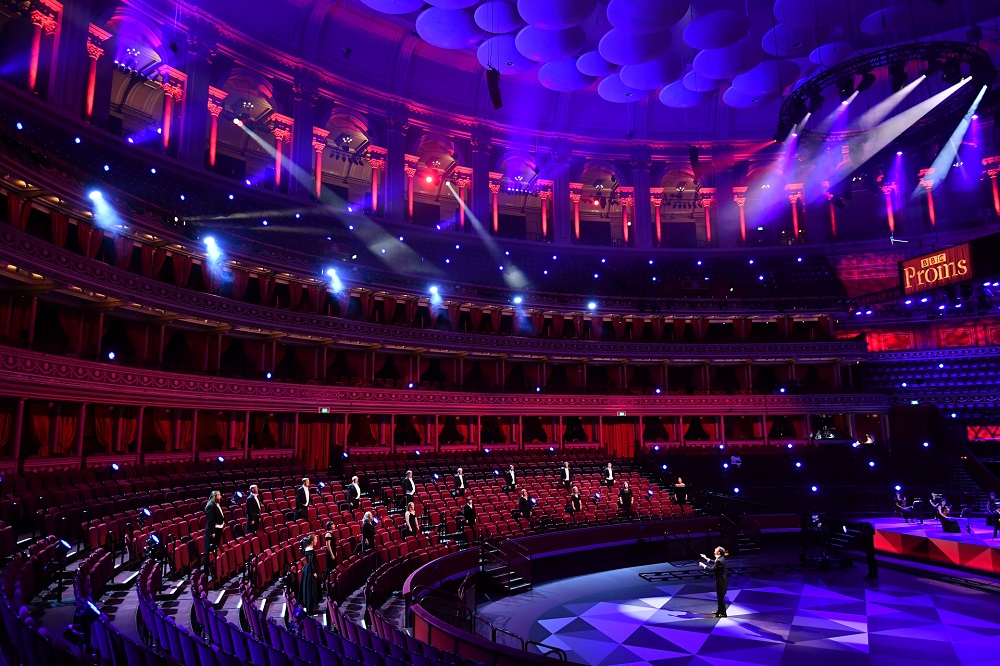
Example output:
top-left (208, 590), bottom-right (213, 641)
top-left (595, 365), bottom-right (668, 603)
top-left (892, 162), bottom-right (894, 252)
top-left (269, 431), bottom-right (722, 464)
top-left (481, 563), bottom-right (1000, 665)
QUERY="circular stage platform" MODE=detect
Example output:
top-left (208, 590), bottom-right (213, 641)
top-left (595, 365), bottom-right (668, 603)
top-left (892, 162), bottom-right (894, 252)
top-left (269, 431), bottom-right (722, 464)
top-left (477, 559), bottom-right (1000, 665)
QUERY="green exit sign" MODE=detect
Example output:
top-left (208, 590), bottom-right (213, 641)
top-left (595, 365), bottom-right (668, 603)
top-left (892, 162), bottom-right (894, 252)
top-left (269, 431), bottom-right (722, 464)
top-left (318, 407), bottom-right (331, 414)
top-left (617, 411), bottom-right (627, 417)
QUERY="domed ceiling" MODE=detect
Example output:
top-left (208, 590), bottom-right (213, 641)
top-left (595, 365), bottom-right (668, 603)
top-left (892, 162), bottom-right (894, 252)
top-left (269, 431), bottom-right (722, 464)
top-left (209, 0), bottom-right (1000, 141)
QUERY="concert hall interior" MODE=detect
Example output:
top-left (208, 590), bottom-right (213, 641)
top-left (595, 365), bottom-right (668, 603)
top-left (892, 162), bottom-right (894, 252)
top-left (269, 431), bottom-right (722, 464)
top-left (4, 1), bottom-right (1000, 665)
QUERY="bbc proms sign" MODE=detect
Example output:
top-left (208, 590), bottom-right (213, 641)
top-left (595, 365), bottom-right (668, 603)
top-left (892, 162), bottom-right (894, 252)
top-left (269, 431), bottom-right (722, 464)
top-left (899, 244), bottom-right (972, 295)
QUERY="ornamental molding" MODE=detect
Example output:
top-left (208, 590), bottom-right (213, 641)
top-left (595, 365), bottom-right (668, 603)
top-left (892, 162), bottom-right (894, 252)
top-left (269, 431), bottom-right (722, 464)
top-left (0, 346), bottom-right (890, 415)
top-left (0, 227), bottom-right (870, 361)
top-left (868, 346), bottom-right (1000, 362)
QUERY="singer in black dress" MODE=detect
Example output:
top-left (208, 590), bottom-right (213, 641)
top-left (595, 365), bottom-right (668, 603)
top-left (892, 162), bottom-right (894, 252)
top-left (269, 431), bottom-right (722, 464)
top-left (699, 547), bottom-right (728, 617)
top-left (300, 534), bottom-right (321, 614)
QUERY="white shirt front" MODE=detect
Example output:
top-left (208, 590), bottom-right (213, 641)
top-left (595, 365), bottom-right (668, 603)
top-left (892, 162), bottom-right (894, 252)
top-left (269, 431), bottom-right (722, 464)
top-left (351, 483), bottom-right (360, 498)
top-left (457, 474), bottom-right (464, 489)
top-left (302, 486), bottom-right (310, 506)
top-left (215, 504), bottom-right (225, 529)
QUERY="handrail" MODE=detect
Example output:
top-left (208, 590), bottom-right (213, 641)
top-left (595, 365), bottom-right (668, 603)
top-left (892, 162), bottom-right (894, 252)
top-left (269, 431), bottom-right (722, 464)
top-left (473, 615), bottom-right (525, 650)
top-left (525, 640), bottom-right (568, 661)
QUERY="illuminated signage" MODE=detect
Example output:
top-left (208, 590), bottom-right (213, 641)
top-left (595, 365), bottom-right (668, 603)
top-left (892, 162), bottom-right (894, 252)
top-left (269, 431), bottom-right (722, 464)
top-left (899, 244), bottom-right (971, 295)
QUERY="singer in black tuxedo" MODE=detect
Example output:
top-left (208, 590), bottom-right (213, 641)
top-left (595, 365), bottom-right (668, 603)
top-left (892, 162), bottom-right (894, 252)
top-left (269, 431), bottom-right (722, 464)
top-left (246, 485), bottom-right (263, 533)
top-left (295, 478), bottom-right (311, 521)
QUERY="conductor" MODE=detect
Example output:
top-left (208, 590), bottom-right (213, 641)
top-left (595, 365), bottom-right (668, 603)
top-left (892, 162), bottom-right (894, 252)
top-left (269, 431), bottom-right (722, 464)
top-left (699, 547), bottom-right (728, 618)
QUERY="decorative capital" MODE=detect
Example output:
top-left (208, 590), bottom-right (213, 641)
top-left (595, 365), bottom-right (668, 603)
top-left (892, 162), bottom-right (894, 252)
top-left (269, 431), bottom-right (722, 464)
top-left (880, 183), bottom-right (897, 196)
top-left (366, 146), bottom-right (387, 171)
top-left (488, 182), bottom-right (502, 194)
top-left (270, 113), bottom-right (294, 143)
top-left (30, 9), bottom-right (57, 34)
top-left (207, 86), bottom-right (228, 117)
top-left (983, 156), bottom-right (1000, 177)
top-left (918, 168), bottom-right (935, 188)
top-left (732, 185), bottom-right (748, 206)
top-left (700, 187), bottom-right (716, 205)
top-left (650, 187), bottom-right (664, 205)
top-left (86, 40), bottom-right (104, 61)
top-left (312, 127), bottom-right (330, 153)
top-left (569, 182), bottom-right (583, 201)
top-left (161, 82), bottom-right (185, 102)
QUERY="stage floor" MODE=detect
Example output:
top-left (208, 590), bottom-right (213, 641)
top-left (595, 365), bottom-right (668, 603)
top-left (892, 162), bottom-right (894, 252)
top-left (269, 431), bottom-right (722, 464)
top-left (478, 560), bottom-right (1000, 665)
top-left (866, 516), bottom-right (1000, 574)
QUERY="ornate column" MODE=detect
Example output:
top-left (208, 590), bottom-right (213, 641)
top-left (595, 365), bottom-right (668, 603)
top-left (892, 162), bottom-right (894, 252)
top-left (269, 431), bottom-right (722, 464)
top-left (569, 183), bottom-right (583, 240)
top-left (384, 116), bottom-right (408, 222)
top-left (84, 25), bottom-right (111, 120)
top-left (784, 183), bottom-right (804, 240)
top-left (367, 147), bottom-right (388, 213)
top-left (312, 127), bottom-right (330, 198)
top-left (700, 187), bottom-right (716, 245)
top-left (158, 66), bottom-right (187, 154)
top-left (821, 181), bottom-right (837, 239)
top-left (50, 0), bottom-right (94, 112)
top-left (489, 172), bottom-right (503, 233)
top-left (983, 157), bottom-right (1000, 216)
top-left (290, 79), bottom-right (319, 198)
top-left (551, 151), bottom-right (572, 244)
top-left (404, 154), bottom-right (420, 219)
top-left (27, 2), bottom-right (58, 94)
top-left (470, 133), bottom-right (492, 229)
top-left (732, 186), bottom-right (748, 244)
top-left (650, 188), bottom-right (664, 246)
top-left (618, 186), bottom-right (634, 245)
top-left (206, 86), bottom-right (227, 167)
top-left (918, 168), bottom-right (936, 227)
top-left (881, 183), bottom-right (897, 233)
top-left (453, 166), bottom-right (473, 230)
top-left (178, 32), bottom-right (216, 165)
top-left (537, 180), bottom-right (553, 240)
top-left (631, 159), bottom-right (652, 248)
top-left (269, 113), bottom-right (294, 188)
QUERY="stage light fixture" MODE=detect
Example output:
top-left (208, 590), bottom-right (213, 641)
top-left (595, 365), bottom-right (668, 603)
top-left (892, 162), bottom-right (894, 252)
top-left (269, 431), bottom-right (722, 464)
top-left (856, 71), bottom-right (876, 92)
top-left (88, 190), bottom-right (103, 201)
top-left (587, 301), bottom-right (597, 310)
top-left (837, 76), bottom-right (855, 103)
top-left (924, 58), bottom-right (944, 77)
top-left (941, 59), bottom-right (962, 84)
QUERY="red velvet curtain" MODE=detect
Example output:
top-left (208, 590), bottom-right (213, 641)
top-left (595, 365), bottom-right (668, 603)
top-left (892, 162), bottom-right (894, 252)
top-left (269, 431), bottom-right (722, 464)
top-left (469, 308), bottom-right (483, 332)
top-left (231, 269), bottom-right (249, 300)
top-left (186, 334), bottom-right (210, 370)
top-left (673, 319), bottom-right (686, 342)
top-left (306, 284), bottom-right (326, 313)
top-left (447, 304), bottom-right (460, 331)
top-left (77, 222), bottom-right (104, 259)
top-left (172, 254), bottom-right (193, 287)
top-left (6, 193), bottom-right (32, 230)
top-left (266, 414), bottom-right (280, 447)
top-left (244, 341), bottom-right (265, 373)
top-left (530, 312), bottom-right (544, 337)
top-left (202, 265), bottom-right (219, 294)
top-left (0, 297), bottom-right (32, 344)
top-left (141, 246), bottom-right (166, 279)
top-left (572, 314), bottom-right (584, 338)
top-left (178, 416), bottom-right (193, 451)
top-left (405, 298), bottom-right (418, 324)
top-left (287, 282), bottom-right (303, 310)
top-left (258, 274), bottom-right (275, 305)
top-left (50, 212), bottom-right (69, 247)
top-left (0, 408), bottom-right (10, 452)
top-left (345, 351), bottom-right (366, 379)
top-left (612, 316), bottom-right (626, 341)
top-left (359, 293), bottom-right (375, 320)
top-left (121, 408), bottom-right (138, 452)
top-left (551, 316), bottom-right (564, 338)
top-left (58, 312), bottom-right (83, 354)
top-left (298, 418), bottom-right (331, 469)
top-left (114, 236), bottom-right (133, 269)
top-left (295, 347), bottom-right (318, 378)
top-left (152, 409), bottom-right (173, 450)
top-left (591, 314), bottom-right (602, 340)
top-left (650, 317), bottom-right (664, 340)
top-left (125, 325), bottom-right (150, 363)
top-left (490, 308), bottom-right (501, 333)
top-left (603, 422), bottom-right (634, 458)
top-left (31, 407), bottom-right (77, 456)
top-left (382, 296), bottom-right (397, 323)
top-left (93, 405), bottom-right (114, 453)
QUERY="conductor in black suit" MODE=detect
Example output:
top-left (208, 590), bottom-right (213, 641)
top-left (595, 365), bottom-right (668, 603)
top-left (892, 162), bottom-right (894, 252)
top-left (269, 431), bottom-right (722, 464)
top-left (560, 462), bottom-right (571, 490)
top-left (246, 484), bottom-right (263, 533)
top-left (402, 470), bottom-right (416, 508)
top-left (518, 488), bottom-right (533, 519)
top-left (205, 490), bottom-right (225, 554)
top-left (699, 547), bottom-right (728, 617)
top-left (454, 468), bottom-right (466, 496)
top-left (295, 478), bottom-right (311, 521)
top-left (618, 481), bottom-right (633, 514)
top-left (603, 462), bottom-right (615, 488)
top-left (504, 465), bottom-right (517, 492)
top-left (346, 475), bottom-right (362, 510)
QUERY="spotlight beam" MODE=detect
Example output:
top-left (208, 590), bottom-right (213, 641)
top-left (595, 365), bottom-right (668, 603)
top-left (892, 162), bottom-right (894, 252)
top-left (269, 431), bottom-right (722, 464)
top-left (809, 77), bottom-right (969, 200)
top-left (445, 181), bottom-right (530, 290)
top-left (914, 84), bottom-right (987, 197)
top-left (853, 75), bottom-right (925, 130)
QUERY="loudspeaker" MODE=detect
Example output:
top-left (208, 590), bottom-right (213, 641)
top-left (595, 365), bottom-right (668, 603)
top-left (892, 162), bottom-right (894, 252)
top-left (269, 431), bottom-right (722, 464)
top-left (486, 67), bottom-right (502, 110)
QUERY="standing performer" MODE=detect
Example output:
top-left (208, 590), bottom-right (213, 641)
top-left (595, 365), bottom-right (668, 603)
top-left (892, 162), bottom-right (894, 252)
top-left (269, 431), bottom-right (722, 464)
top-left (618, 481), bottom-right (633, 514)
top-left (295, 478), bottom-right (311, 521)
top-left (346, 476), bottom-right (362, 510)
top-left (560, 462), bottom-right (572, 490)
top-left (603, 462), bottom-right (615, 488)
top-left (987, 492), bottom-right (999, 538)
top-left (699, 547), bottom-right (728, 617)
top-left (402, 470), bottom-right (416, 508)
top-left (454, 468), bottom-right (466, 496)
top-left (246, 485), bottom-right (263, 533)
top-left (300, 534), bottom-right (320, 614)
top-left (504, 465), bottom-right (517, 492)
